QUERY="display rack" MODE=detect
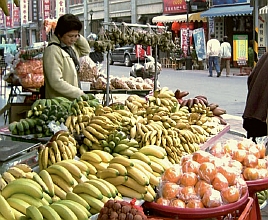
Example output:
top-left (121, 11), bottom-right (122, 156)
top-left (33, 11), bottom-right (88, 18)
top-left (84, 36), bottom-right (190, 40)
top-left (99, 22), bottom-right (167, 106)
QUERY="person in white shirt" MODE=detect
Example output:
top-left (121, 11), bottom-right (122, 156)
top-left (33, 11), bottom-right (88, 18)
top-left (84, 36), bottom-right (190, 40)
top-left (206, 33), bottom-right (221, 77)
top-left (220, 36), bottom-right (232, 77)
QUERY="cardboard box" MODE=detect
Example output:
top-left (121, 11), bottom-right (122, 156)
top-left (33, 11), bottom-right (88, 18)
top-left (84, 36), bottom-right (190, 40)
top-left (9, 103), bottom-right (32, 123)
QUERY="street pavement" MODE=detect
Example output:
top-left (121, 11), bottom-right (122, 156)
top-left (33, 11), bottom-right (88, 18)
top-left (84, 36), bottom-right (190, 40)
top-left (0, 66), bottom-right (268, 218)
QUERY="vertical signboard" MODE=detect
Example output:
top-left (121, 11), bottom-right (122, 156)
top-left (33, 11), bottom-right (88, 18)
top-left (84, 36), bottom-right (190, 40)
top-left (181, 29), bottom-right (193, 56)
top-left (233, 35), bottom-right (248, 64)
top-left (193, 28), bottom-right (206, 61)
top-left (55, 0), bottom-right (65, 19)
top-left (21, 0), bottom-right (29, 25)
top-left (6, 2), bottom-right (13, 28)
top-left (43, 0), bottom-right (50, 19)
top-left (32, 0), bottom-right (38, 22)
top-left (0, 10), bottom-right (5, 29)
top-left (13, 4), bottom-right (20, 27)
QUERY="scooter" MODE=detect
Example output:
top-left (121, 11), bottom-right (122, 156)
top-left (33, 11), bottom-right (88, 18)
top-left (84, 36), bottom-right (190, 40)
top-left (130, 56), bottom-right (161, 79)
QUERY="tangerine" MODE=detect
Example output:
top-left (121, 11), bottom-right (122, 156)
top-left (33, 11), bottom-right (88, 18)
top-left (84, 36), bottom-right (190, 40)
top-left (256, 143), bottom-right (266, 159)
top-left (192, 150), bottom-right (211, 164)
top-left (198, 162), bottom-right (217, 183)
top-left (181, 160), bottom-right (200, 174)
top-left (243, 167), bottom-right (259, 181)
top-left (194, 180), bottom-right (213, 198)
top-left (243, 154), bottom-right (258, 168)
top-left (179, 172), bottom-right (198, 187)
top-left (162, 182), bottom-right (180, 200)
top-left (170, 199), bottom-right (186, 208)
top-left (178, 186), bottom-right (198, 202)
top-left (218, 166), bottom-right (237, 185)
top-left (162, 165), bottom-right (182, 183)
top-left (212, 172), bottom-right (229, 191)
top-left (186, 198), bottom-right (204, 208)
top-left (232, 149), bottom-right (247, 162)
top-left (248, 145), bottom-right (261, 159)
top-left (156, 197), bottom-right (170, 206)
top-left (221, 186), bottom-right (240, 204)
top-left (202, 189), bottom-right (222, 208)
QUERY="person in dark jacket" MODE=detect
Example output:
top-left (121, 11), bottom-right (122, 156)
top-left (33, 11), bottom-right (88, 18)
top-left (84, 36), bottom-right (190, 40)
top-left (242, 52), bottom-right (268, 142)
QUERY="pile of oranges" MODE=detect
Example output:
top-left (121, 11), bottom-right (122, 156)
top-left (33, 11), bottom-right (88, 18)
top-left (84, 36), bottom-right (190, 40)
top-left (156, 150), bottom-right (248, 208)
top-left (210, 138), bottom-right (268, 181)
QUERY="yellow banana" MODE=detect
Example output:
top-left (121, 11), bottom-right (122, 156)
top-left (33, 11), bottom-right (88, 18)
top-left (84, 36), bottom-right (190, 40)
top-left (139, 145), bottom-right (166, 159)
top-left (39, 169), bottom-right (55, 197)
top-left (73, 182), bottom-right (103, 200)
top-left (78, 193), bottom-right (105, 212)
top-left (80, 151), bottom-right (103, 163)
top-left (26, 205), bottom-right (43, 220)
top-left (0, 194), bottom-right (15, 220)
top-left (0, 175), bottom-right (7, 190)
top-left (90, 149), bottom-right (113, 163)
top-left (95, 178), bottom-right (118, 198)
top-left (46, 164), bottom-right (74, 186)
top-left (32, 172), bottom-right (50, 195)
top-left (123, 177), bottom-right (148, 194)
top-left (130, 151), bottom-right (151, 165)
top-left (10, 193), bottom-right (43, 208)
top-left (13, 164), bottom-right (32, 173)
top-left (100, 168), bottom-right (120, 179)
top-left (50, 141), bottom-right (61, 162)
top-left (38, 205), bottom-right (61, 220)
top-left (50, 174), bottom-right (73, 193)
top-left (116, 185), bottom-right (144, 200)
top-left (126, 166), bottom-right (150, 186)
top-left (86, 179), bottom-right (113, 198)
top-left (53, 184), bottom-right (67, 200)
top-left (50, 203), bottom-right (78, 220)
top-left (109, 156), bottom-right (134, 167)
top-left (55, 160), bottom-right (82, 179)
top-left (7, 197), bottom-right (30, 215)
top-left (108, 163), bottom-right (128, 176)
top-left (1, 171), bottom-right (15, 184)
top-left (79, 160), bottom-right (97, 175)
top-left (66, 192), bottom-right (90, 210)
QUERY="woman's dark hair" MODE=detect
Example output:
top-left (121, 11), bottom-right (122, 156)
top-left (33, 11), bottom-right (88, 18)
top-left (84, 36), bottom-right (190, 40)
top-left (54, 14), bottom-right (82, 37)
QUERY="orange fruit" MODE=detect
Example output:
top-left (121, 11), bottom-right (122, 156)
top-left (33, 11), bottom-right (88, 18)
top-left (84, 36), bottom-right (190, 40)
top-left (186, 198), bottom-right (204, 208)
top-left (232, 149), bottom-right (247, 162)
top-left (170, 199), bottom-right (186, 208)
top-left (243, 167), bottom-right (259, 181)
top-left (156, 197), bottom-right (170, 206)
top-left (179, 172), bottom-right (198, 187)
top-left (162, 165), bottom-right (182, 183)
top-left (257, 159), bottom-right (267, 169)
top-left (218, 166), bottom-right (237, 186)
top-left (198, 162), bottom-right (217, 183)
top-left (257, 168), bottom-right (268, 179)
top-left (243, 154), bottom-right (258, 168)
top-left (177, 186), bottom-right (198, 203)
top-left (192, 150), bottom-right (211, 164)
top-left (221, 186), bottom-right (240, 204)
top-left (162, 182), bottom-right (180, 200)
top-left (194, 180), bottom-right (213, 198)
top-left (248, 145), bottom-right (261, 159)
top-left (212, 172), bottom-right (229, 191)
top-left (256, 143), bottom-right (266, 159)
top-left (210, 142), bottom-right (224, 157)
top-left (202, 189), bottom-right (222, 208)
top-left (181, 160), bottom-right (200, 174)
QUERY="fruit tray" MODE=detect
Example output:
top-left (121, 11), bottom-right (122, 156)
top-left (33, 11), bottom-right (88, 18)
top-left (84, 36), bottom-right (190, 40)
top-left (246, 178), bottom-right (268, 194)
top-left (142, 189), bottom-right (249, 219)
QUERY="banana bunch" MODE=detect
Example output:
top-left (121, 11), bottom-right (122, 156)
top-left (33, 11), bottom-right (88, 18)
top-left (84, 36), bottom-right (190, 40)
top-left (80, 150), bottom-right (113, 177)
top-left (125, 94), bottom-right (148, 116)
top-left (257, 189), bottom-right (268, 207)
top-left (72, 178), bottom-right (121, 215)
top-left (0, 164), bottom-right (33, 190)
top-left (38, 132), bottom-right (77, 170)
top-left (69, 94), bottom-right (100, 115)
top-left (101, 156), bottom-right (157, 202)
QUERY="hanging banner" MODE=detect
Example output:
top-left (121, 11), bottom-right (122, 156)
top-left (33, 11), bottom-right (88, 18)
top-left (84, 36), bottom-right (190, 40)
top-left (13, 4), bottom-right (20, 27)
top-left (43, 0), bottom-right (50, 19)
top-left (6, 2), bottom-right (13, 28)
top-left (181, 28), bottom-right (193, 56)
top-left (163, 0), bottom-right (187, 14)
top-left (193, 28), bottom-right (206, 61)
top-left (55, 0), bottom-right (65, 19)
top-left (21, 0), bottom-right (29, 25)
top-left (233, 35), bottom-right (248, 64)
top-left (32, 0), bottom-right (38, 22)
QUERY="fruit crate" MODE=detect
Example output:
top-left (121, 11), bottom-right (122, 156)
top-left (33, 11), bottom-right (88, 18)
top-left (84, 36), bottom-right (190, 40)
top-left (143, 189), bottom-right (252, 220)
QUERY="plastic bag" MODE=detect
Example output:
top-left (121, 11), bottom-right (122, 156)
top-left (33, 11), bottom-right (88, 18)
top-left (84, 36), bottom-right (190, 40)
top-left (78, 56), bottom-right (97, 82)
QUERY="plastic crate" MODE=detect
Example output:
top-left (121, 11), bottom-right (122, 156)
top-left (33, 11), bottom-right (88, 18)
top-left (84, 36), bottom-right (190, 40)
top-left (238, 197), bottom-right (254, 220)
top-left (143, 189), bottom-right (250, 220)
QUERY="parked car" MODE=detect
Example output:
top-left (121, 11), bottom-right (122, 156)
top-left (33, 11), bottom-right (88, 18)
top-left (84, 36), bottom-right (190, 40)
top-left (109, 44), bottom-right (151, 67)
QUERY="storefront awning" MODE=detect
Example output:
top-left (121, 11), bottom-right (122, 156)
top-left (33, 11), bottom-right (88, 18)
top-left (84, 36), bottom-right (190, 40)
top-left (152, 12), bottom-right (207, 23)
top-left (200, 4), bottom-right (253, 18)
top-left (259, 6), bottom-right (268, 15)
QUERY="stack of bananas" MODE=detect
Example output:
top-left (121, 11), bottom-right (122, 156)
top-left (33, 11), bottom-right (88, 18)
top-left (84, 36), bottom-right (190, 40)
top-left (125, 94), bottom-right (148, 116)
top-left (38, 132), bottom-right (77, 170)
top-left (99, 155), bottom-right (162, 202)
top-left (80, 150), bottom-right (114, 177)
top-left (72, 178), bottom-right (122, 215)
top-left (257, 190), bottom-right (268, 208)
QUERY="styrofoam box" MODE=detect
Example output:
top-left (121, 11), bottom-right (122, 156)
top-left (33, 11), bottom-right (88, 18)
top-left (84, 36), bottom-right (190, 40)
top-left (81, 81), bottom-right (91, 91)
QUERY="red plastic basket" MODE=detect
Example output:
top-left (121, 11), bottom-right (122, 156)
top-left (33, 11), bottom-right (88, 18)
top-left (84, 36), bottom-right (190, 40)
top-left (238, 197), bottom-right (254, 220)
top-left (143, 189), bottom-right (249, 220)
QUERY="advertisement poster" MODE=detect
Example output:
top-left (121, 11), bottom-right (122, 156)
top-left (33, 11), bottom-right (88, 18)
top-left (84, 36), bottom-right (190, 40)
top-left (193, 28), bottom-right (206, 61)
top-left (180, 29), bottom-right (193, 56)
top-left (163, 0), bottom-right (187, 14)
top-left (233, 35), bottom-right (248, 62)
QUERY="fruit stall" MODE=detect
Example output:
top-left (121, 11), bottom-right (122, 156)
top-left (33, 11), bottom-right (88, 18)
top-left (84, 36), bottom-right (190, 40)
top-left (0, 23), bottom-right (267, 220)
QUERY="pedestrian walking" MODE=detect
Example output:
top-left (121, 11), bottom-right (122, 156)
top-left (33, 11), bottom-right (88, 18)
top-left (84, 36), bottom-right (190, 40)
top-left (220, 36), bottom-right (232, 77)
top-left (206, 33), bottom-right (221, 77)
top-left (242, 52), bottom-right (268, 143)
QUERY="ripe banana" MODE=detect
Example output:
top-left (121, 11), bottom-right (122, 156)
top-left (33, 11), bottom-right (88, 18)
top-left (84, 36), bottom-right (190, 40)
top-left (46, 164), bottom-right (74, 186)
top-left (26, 205), bottom-right (43, 220)
top-left (139, 145), bottom-right (166, 159)
top-left (0, 194), bottom-right (15, 220)
top-left (50, 174), bottom-right (73, 193)
top-left (108, 163), bottom-right (128, 176)
top-left (100, 168), bottom-right (120, 179)
top-left (2, 171), bottom-right (16, 183)
top-left (131, 159), bottom-right (153, 173)
top-left (53, 184), bottom-right (67, 200)
top-left (38, 205), bottom-right (61, 220)
top-left (0, 174), bottom-right (7, 190)
top-left (116, 185), bottom-right (144, 200)
top-left (78, 193), bottom-right (105, 212)
top-left (38, 169), bottom-right (55, 197)
top-left (66, 192), bottom-right (90, 210)
top-left (79, 160), bottom-right (97, 175)
top-left (10, 193), bottom-right (43, 208)
top-left (32, 172), bottom-right (50, 195)
top-left (14, 164), bottom-right (32, 173)
top-left (126, 166), bottom-right (150, 186)
top-left (68, 159), bottom-right (90, 174)
top-left (109, 156), bottom-right (134, 167)
top-left (7, 197), bottom-right (30, 215)
top-left (73, 182), bottom-right (103, 200)
top-left (80, 151), bottom-right (103, 163)
top-left (1, 178), bottom-right (43, 200)
top-left (86, 179), bottom-right (113, 198)
top-left (90, 150), bottom-right (113, 163)
top-left (95, 178), bottom-right (118, 198)
top-left (123, 177), bottom-right (148, 194)
top-left (56, 199), bottom-right (91, 219)
top-left (50, 203), bottom-right (78, 220)
top-left (55, 160), bottom-right (82, 179)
